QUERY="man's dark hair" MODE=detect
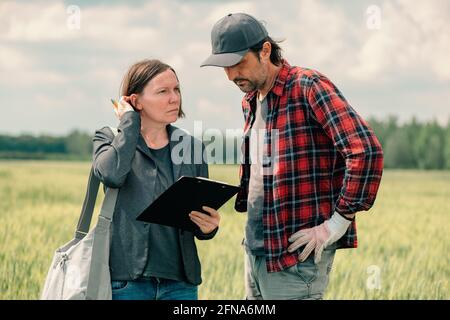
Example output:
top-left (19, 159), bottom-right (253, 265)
top-left (249, 36), bottom-right (283, 66)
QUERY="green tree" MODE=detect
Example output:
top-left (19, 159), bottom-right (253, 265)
top-left (367, 115), bottom-right (398, 149)
top-left (384, 129), bottom-right (416, 168)
top-left (445, 120), bottom-right (450, 170)
top-left (403, 117), bottom-right (421, 168)
top-left (414, 120), bottom-right (445, 169)
top-left (65, 130), bottom-right (92, 156)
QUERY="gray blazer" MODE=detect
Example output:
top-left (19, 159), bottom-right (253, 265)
top-left (92, 111), bottom-right (217, 285)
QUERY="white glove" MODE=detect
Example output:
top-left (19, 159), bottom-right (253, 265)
top-left (287, 212), bottom-right (352, 264)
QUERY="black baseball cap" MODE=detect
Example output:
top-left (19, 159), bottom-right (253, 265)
top-left (200, 13), bottom-right (268, 68)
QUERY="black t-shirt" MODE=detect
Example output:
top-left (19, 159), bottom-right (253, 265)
top-left (142, 143), bottom-right (187, 282)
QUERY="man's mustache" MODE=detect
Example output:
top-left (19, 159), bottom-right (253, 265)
top-left (233, 78), bottom-right (249, 83)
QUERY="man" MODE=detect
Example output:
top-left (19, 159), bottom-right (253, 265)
top-left (201, 13), bottom-right (384, 300)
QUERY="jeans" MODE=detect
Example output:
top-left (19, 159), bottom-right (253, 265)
top-left (245, 243), bottom-right (337, 300)
top-left (111, 277), bottom-right (198, 300)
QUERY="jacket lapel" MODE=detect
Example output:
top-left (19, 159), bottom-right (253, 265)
top-left (136, 124), bottom-right (187, 181)
top-left (136, 134), bottom-right (153, 160)
top-left (168, 124), bottom-right (184, 180)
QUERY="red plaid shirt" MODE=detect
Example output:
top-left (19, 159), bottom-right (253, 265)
top-left (235, 60), bottom-right (384, 272)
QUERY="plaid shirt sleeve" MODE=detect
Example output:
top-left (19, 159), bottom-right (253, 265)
top-left (306, 75), bottom-right (384, 215)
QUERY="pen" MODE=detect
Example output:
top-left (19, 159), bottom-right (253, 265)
top-left (111, 98), bottom-right (119, 110)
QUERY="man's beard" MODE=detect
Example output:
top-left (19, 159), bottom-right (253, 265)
top-left (233, 78), bottom-right (259, 93)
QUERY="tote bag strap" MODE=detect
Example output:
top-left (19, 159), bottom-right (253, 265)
top-left (74, 168), bottom-right (119, 239)
top-left (75, 127), bottom-right (119, 239)
top-left (75, 167), bottom-right (98, 239)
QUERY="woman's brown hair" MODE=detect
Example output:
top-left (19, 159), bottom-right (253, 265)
top-left (120, 59), bottom-right (185, 118)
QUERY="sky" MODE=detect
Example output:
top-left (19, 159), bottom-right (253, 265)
top-left (0, 0), bottom-right (449, 136)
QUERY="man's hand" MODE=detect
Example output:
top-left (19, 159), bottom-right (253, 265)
top-left (189, 206), bottom-right (221, 234)
top-left (287, 212), bottom-right (352, 264)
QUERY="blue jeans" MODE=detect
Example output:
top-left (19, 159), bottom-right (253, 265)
top-left (111, 277), bottom-right (198, 300)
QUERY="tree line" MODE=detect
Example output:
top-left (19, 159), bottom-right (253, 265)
top-left (1, 117), bottom-right (449, 169)
top-left (369, 116), bottom-right (450, 170)
top-left (0, 130), bottom-right (92, 161)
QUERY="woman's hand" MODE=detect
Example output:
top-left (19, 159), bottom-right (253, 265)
top-left (189, 206), bottom-right (221, 234)
top-left (113, 96), bottom-right (135, 120)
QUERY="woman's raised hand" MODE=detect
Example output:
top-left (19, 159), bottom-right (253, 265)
top-left (113, 96), bottom-right (135, 120)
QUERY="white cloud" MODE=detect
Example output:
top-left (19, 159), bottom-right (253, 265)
top-left (0, 69), bottom-right (68, 87)
top-left (34, 89), bottom-right (86, 112)
top-left (0, 45), bottom-right (33, 71)
top-left (0, 1), bottom-right (77, 42)
top-left (192, 98), bottom-right (240, 126)
top-left (0, 1), bottom-right (160, 50)
top-left (79, 4), bottom-right (160, 51)
top-left (404, 89), bottom-right (450, 125)
top-left (349, 0), bottom-right (450, 81)
top-left (0, 1), bottom-right (162, 87)
top-left (186, 42), bottom-right (211, 57)
top-left (35, 94), bottom-right (65, 111)
top-left (204, 2), bottom-right (256, 26)
top-left (0, 44), bottom-right (68, 87)
top-left (274, 0), bottom-right (357, 75)
top-left (83, 67), bottom-right (122, 89)
top-left (166, 54), bottom-right (185, 72)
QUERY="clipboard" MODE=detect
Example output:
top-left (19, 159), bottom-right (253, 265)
top-left (136, 176), bottom-right (241, 232)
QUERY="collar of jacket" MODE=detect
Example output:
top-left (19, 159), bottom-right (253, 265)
top-left (135, 124), bottom-right (190, 180)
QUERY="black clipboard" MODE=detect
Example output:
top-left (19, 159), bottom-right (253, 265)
top-left (136, 176), bottom-right (241, 232)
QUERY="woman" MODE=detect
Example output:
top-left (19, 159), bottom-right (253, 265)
top-left (92, 59), bottom-right (220, 300)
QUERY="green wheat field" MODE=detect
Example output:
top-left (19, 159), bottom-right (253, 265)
top-left (0, 161), bottom-right (448, 300)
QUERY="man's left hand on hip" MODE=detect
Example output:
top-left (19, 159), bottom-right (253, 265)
top-left (287, 212), bottom-right (353, 264)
